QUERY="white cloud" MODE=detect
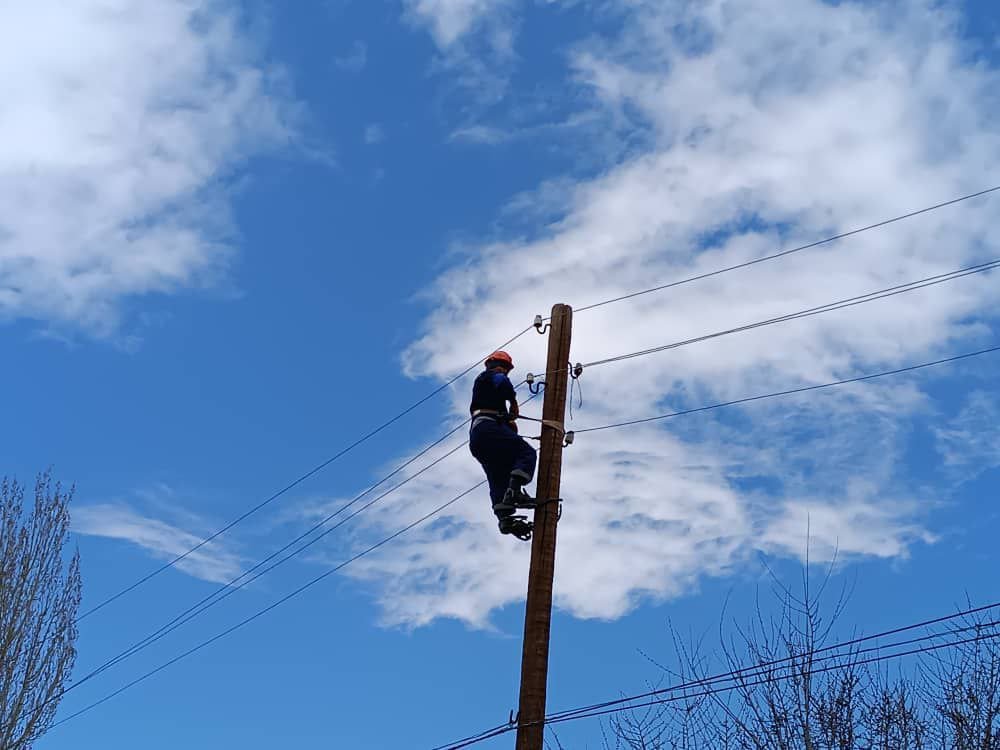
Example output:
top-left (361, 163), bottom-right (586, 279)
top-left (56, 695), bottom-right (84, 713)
top-left (449, 111), bottom-right (604, 145)
top-left (403, 0), bottom-right (514, 48)
top-left (73, 502), bottom-right (244, 584)
top-left (760, 495), bottom-right (936, 562)
top-left (403, 0), bottom-right (521, 114)
top-left (935, 391), bottom-right (1000, 478)
top-left (0, 0), bottom-right (295, 336)
top-left (348, 0), bottom-right (1000, 627)
top-left (364, 124), bottom-right (386, 145)
top-left (450, 124), bottom-right (511, 144)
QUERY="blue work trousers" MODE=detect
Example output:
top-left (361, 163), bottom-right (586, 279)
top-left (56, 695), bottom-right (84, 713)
top-left (469, 418), bottom-right (537, 506)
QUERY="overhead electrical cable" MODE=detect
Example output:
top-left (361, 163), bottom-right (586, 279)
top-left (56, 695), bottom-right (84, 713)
top-left (61, 387), bottom-right (541, 711)
top-left (545, 613), bottom-right (1000, 723)
top-left (580, 259), bottom-right (1000, 370)
top-left (439, 628), bottom-right (1000, 748)
top-left (525, 259), bottom-right (999, 381)
top-left (51, 480), bottom-right (488, 730)
top-left (546, 629), bottom-right (1000, 727)
top-left (570, 185), bottom-right (1000, 315)
top-left (77, 326), bottom-right (535, 621)
top-left (432, 605), bottom-right (1000, 749)
top-left (67, 438), bottom-right (471, 691)
top-left (51, 345), bottom-right (1000, 729)
top-left (575, 345), bottom-right (1000, 434)
top-left (70, 387), bottom-right (539, 692)
top-left (77, 185), bottom-right (1000, 620)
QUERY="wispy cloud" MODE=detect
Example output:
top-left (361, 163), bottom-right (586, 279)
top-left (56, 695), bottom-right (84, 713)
top-left (0, 0), bottom-right (296, 338)
top-left (73, 501), bottom-right (244, 584)
top-left (403, 0), bottom-right (514, 49)
top-left (449, 124), bottom-right (511, 144)
top-left (348, 0), bottom-right (1000, 627)
top-left (760, 496), bottom-right (936, 563)
top-left (449, 112), bottom-right (602, 145)
top-left (402, 0), bottom-right (520, 114)
top-left (364, 124), bottom-right (386, 145)
top-left (935, 391), bottom-right (1000, 479)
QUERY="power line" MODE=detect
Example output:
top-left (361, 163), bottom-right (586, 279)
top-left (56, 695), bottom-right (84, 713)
top-left (429, 345), bottom-right (1000, 748)
top-left (51, 480), bottom-right (487, 730)
top-left (575, 345), bottom-right (1000, 434)
top-left (55, 342), bottom-right (1000, 730)
top-left (74, 186), bottom-right (1000, 620)
top-left (433, 606), bottom-right (1000, 749)
top-left (70, 385), bottom-right (540, 693)
top-left (546, 629), bottom-right (1000, 728)
top-left (67, 343), bottom-right (997, 727)
top-left (77, 326), bottom-right (534, 621)
top-left (57, 385), bottom-right (543, 721)
top-left (547, 611), bottom-right (1000, 723)
top-left (66, 436), bottom-right (472, 693)
top-left (526, 258), bottom-right (998, 379)
top-left (581, 259), bottom-right (999, 370)
top-left (572, 185), bottom-right (1000, 315)
top-left (61, 294), bottom-right (999, 724)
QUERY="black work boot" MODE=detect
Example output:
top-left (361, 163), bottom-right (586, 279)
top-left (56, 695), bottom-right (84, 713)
top-left (498, 515), bottom-right (533, 541)
top-left (502, 469), bottom-right (535, 508)
top-left (492, 499), bottom-right (516, 518)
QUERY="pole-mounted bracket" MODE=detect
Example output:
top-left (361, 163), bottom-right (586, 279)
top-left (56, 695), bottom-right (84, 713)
top-left (532, 497), bottom-right (564, 521)
top-left (533, 314), bottom-right (551, 335)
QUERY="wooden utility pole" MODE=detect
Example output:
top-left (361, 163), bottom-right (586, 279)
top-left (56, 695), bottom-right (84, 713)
top-left (516, 303), bottom-right (573, 750)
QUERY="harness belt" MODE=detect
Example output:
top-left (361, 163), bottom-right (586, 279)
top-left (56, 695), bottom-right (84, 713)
top-left (471, 416), bottom-right (496, 430)
top-left (516, 414), bottom-right (566, 435)
top-left (471, 409), bottom-right (502, 418)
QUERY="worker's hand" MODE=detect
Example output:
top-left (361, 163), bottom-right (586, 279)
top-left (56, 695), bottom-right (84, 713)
top-left (509, 401), bottom-right (520, 419)
top-left (508, 420), bottom-right (519, 434)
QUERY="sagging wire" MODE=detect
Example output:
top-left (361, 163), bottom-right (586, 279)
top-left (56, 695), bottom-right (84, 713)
top-left (53, 479), bottom-right (490, 731)
top-left (573, 345), bottom-right (1000, 434)
top-left (526, 257), bottom-right (1000, 385)
top-left (581, 258), bottom-right (1000, 371)
top-left (533, 185), bottom-right (1000, 318)
top-left (431, 614), bottom-right (1000, 749)
top-left (78, 321), bottom-right (539, 622)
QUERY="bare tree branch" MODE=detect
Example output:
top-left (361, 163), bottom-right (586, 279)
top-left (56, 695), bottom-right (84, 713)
top-left (0, 472), bottom-right (81, 750)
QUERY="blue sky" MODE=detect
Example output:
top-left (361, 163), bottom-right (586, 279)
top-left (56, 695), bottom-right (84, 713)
top-left (2, 1), bottom-right (1000, 748)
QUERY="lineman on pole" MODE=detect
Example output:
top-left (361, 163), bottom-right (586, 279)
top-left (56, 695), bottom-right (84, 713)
top-left (469, 351), bottom-right (537, 539)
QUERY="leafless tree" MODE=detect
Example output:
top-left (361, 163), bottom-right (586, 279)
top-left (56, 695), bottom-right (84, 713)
top-left (861, 673), bottom-right (928, 750)
top-left (602, 563), bottom-right (1000, 750)
top-left (0, 472), bottom-right (81, 750)
top-left (920, 606), bottom-right (1000, 750)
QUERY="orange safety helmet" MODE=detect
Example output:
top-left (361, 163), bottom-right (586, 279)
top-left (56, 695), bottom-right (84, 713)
top-left (485, 350), bottom-right (514, 371)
